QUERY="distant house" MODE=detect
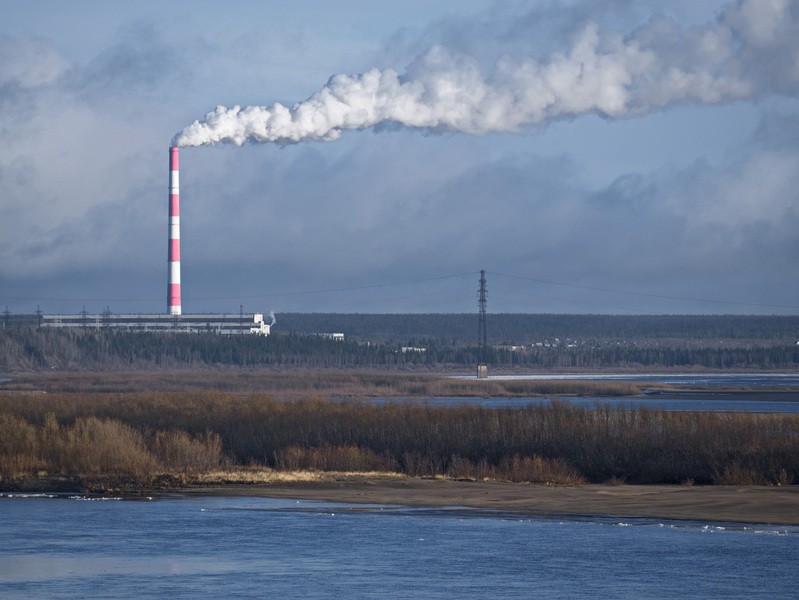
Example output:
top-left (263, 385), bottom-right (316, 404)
top-left (319, 333), bottom-right (345, 341)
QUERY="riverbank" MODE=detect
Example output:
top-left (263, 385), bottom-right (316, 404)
top-left (184, 476), bottom-right (799, 525)
top-left (4, 473), bottom-right (797, 525)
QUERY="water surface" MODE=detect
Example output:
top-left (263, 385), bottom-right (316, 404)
top-left (466, 372), bottom-right (799, 388)
top-left (435, 372), bottom-right (799, 412)
top-left (1, 495), bottom-right (797, 599)
top-left (366, 395), bottom-right (799, 412)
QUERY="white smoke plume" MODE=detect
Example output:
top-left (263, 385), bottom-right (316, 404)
top-left (268, 311), bottom-right (276, 326)
top-left (173, 0), bottom-right (799, 147)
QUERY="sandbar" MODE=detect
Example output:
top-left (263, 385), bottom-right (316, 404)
top-left (184, 476), bottom-right (799, 525)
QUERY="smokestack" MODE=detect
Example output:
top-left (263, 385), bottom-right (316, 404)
top-left (168, 146), bottom-right (181, 315)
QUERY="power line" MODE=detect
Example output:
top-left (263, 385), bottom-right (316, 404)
top-left (489, 271), bottom-right (799, 310)
top-left (491, 285), bottom-right (645, 314)
top-left (194, 272), bottom-right (478, 301)
top-left (0, 271), bottom-right (478, 304)
top-left (4, 268), bottom-right (796, 312)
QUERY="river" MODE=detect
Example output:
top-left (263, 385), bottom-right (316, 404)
top-left (387, 372), bottom-right (799, 412)
top-left (1, 494), bottom-right (797, 599)
top-left (453, 372), bottom-right (799, 387)
top-left (366, 394), bottom-right (799, 412)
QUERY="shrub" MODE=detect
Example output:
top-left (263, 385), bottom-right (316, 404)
top-left (59, 417), bottom-right (158, 479)
top-left (0, 414), bottom-right (43, 478)
top-left (152, 430), bottom-right (223, 473)
top-left (1, 391), bottom-right (797, 486)
top-left (498, 455), bottom-right (586, 485)
top-left (274, 445), bottom-right (397, 472)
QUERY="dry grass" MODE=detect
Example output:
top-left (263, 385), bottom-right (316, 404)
top-left (194, 468), bottom-right (406, 485)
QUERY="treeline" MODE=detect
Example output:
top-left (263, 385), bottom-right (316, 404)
top-left (0, 327), bottom-right (396, 371)
top-left (277, 313), bottom-right (799, 343)
top-left (2, 326), bottom-right (799, 371)
top-left (6, 313), bottom-right (799, 344)
top-left (1, 393), bottom-right (796, 487)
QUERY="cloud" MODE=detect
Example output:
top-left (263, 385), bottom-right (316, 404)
top-left (0, 30), bottom-right (182, 284)
top-left (72, 21), bottom-right (190, 100)
top-left (0, 35), bottom-right (71, 90)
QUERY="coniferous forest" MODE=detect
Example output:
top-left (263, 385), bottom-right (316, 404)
top-left (1, 313), bottom-right (798, 371)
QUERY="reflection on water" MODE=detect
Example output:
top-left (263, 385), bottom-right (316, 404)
top-left (1, 495), bottom-right (797, 599)
top-left (365, 395), bottom-right (799, 413)
top-left (0, 554), bottom-right (254, 582)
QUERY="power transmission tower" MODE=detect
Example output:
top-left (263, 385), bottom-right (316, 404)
top-left (102, 306), bottom-right (112, 328)
top-left (477, 269), bottom-right (488, 378)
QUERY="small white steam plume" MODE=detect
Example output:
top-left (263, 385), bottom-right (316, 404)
top-left (268, 311), bottom-right (276, 326)
top-left (173, 0), bottom-right (799, 148)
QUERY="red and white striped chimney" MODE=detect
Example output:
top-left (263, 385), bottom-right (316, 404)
top-left (168, 146), bottom-right (181, 315)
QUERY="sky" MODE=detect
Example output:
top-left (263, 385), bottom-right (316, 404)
top-left (2, 0), bottom-right (798, 316)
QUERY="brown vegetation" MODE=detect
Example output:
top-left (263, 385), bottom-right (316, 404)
top-left (1, 391), bottom-right (796, 491)
top-left (0, 370), bottom-right (649, 396)
top-left (0, 411), bottom-right (222, 487)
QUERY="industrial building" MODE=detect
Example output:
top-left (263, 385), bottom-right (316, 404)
top-left (38, 147), bottom-right (274, 336)
top-left (40, 313), bottom-right (271, 335)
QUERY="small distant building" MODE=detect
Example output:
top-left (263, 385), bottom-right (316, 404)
top-left (41, 313), bottom-right (271, 335)
top-left (319, 333), bottom-right (345, 341)
top-left (302, 332), bottom-right (345, 341)
top-left (401, 346), bottom-right (426, 353)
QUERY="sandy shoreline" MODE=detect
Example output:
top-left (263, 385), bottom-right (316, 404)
top-left (181, 476), bottom-right (799, 525)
